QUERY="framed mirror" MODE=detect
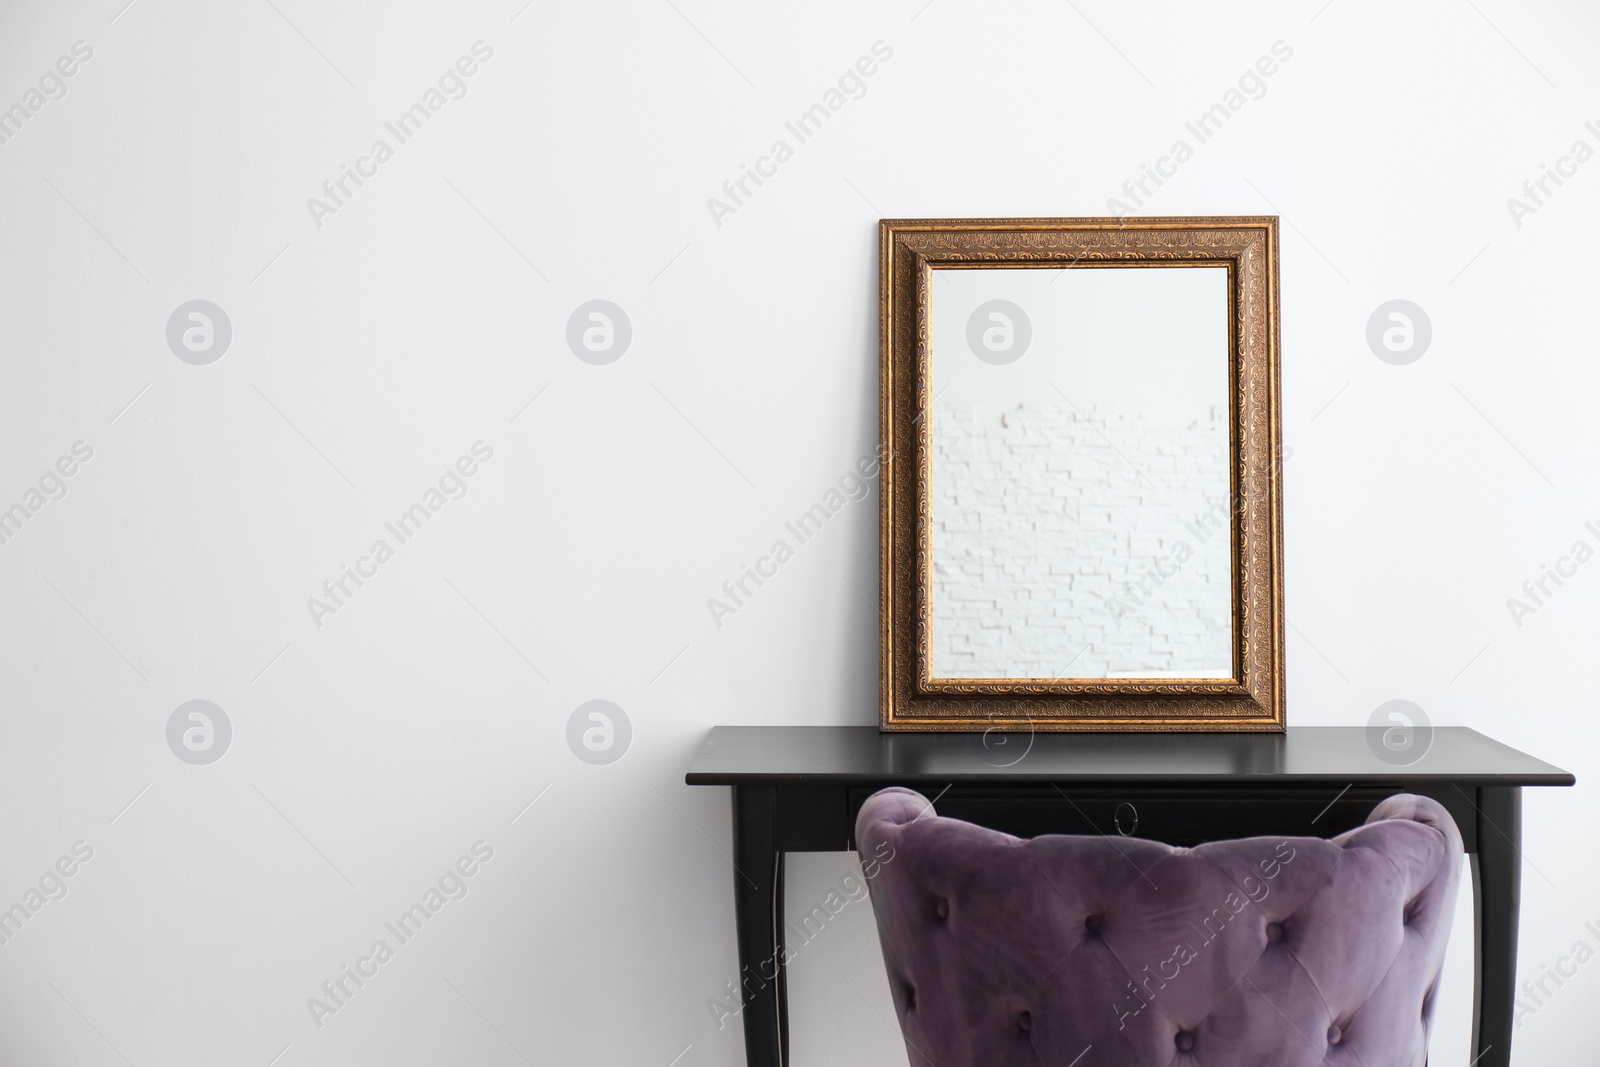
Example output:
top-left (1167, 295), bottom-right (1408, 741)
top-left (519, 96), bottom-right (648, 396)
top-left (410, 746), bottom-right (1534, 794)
top-left (879, 217), bottom-right (1284, 731)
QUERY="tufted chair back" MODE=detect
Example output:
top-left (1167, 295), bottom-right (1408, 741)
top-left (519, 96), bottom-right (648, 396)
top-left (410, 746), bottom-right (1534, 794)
top-left (856, 787), bottom-right (1463, 1067)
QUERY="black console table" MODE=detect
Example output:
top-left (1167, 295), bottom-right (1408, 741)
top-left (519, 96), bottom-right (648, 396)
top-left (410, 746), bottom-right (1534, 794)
top-left (685, 726), bottom-right (1573, 1067)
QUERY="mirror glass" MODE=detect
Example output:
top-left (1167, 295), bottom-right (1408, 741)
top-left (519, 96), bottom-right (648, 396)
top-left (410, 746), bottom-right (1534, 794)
top-left (929, 264), bottom-right (1234, 681)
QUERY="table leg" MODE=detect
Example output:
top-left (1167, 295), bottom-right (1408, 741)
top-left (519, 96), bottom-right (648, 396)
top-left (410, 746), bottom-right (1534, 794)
top-left (1471, 785), bottom-right (1521, 1067)
top-left (732, 785), bottom-right (786, 1067)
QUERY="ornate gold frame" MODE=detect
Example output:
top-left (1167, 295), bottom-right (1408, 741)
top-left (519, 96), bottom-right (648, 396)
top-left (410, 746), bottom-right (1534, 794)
top-left (880, 217), bottom-right (1284, 732)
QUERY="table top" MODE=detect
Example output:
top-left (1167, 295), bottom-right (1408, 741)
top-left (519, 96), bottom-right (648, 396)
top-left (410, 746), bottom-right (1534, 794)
top-left (685, 726), bottom-right (1575, 787)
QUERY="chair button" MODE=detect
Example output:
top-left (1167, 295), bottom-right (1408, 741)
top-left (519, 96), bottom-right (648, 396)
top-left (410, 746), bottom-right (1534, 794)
top-left (1175, 1030), bottom-right (1195, 1052)
top-left (1084, 914), bottom-right (1103, 934)
top-left (1266, 922), bottom-right (1284, 943)
top-left (935, 898), bottom-right (949, 920)
top-left (1328, 1024), bottom-right (1342, 1045)
top-left (1018, 1010), bottom-right (1032, 1032)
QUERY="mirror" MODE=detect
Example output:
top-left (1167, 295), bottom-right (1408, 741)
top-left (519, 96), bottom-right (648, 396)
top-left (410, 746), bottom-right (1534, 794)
top-left (929, 264), bottom-right (1233, 681)
top-left (880, 218), bottom-right (1284, 732)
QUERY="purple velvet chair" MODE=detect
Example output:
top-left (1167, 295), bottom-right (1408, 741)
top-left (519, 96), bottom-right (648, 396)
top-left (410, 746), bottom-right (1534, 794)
top-left (856, 787), bottom-right (1463, 1067)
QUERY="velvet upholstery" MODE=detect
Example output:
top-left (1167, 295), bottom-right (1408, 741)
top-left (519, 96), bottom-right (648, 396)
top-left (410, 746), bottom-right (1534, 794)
top-left (856, 787), bottom-right (1463, 1067)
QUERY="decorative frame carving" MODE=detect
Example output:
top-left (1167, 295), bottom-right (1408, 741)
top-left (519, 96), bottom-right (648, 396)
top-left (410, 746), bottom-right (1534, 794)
top-left (880, 217), bottom-right (1284, 731)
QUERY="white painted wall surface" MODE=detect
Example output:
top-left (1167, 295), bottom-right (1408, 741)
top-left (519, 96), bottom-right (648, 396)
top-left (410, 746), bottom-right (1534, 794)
top-left (932, 402), bottom-right (1231, 678)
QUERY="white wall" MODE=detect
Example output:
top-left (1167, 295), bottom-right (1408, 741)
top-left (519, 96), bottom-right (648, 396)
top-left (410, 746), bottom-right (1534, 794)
top-left (0, 1), bottom-right (1596, 1065)
top-left (932, 402), bottom-right (1231, 678)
